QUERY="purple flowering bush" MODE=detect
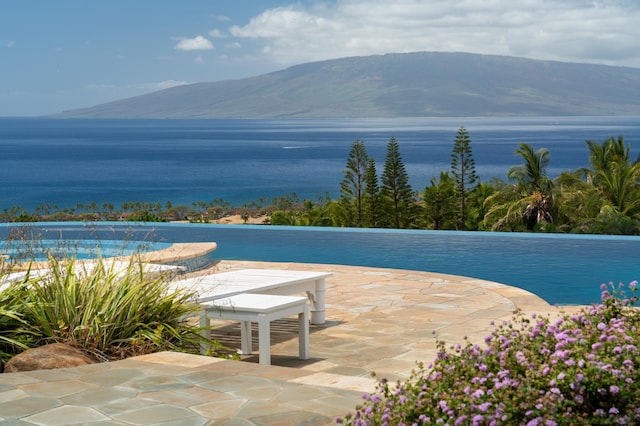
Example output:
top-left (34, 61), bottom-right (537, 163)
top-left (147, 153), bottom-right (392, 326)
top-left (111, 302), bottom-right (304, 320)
top-left (338, 282), bottom-right (640, 425)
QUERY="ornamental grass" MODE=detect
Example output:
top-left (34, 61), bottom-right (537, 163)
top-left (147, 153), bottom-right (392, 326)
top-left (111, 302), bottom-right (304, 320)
top-left (339, 282), bottom-right (640, 425)
top-left (0, 300), bottom-right (29, 359)
top-left (0, 255), bottom-right (218, 361)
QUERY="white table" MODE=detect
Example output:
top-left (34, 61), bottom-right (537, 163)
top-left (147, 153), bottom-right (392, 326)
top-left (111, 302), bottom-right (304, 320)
top-left (169, 269), bottom-right (332, 324)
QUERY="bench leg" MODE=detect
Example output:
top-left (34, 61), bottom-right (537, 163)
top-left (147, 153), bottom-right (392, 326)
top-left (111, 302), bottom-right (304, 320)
top-left (240, 321), bottom-right (252, 355)
top-left (199, 314), bottom-right (211, 355)
top-left (298, 308), bottom-right (310, 360)
top-left (257, 317), bottom-right (271, 365)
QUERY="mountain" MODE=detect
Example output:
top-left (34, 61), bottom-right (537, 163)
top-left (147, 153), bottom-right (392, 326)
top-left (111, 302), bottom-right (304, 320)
top-left (52, 51), bottom-right (640, 118)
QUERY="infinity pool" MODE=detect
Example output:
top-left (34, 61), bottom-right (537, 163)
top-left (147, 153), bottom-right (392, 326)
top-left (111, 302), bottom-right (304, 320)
top-left (1, 238), bottom-right (172, 262)
top-left (1, 222), bottom-right (638, 306)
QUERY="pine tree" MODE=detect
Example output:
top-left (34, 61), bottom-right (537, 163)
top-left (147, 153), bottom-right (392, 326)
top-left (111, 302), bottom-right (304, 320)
top-left (363, 157), bottom-right (381, 227)
top-left (380, 137), bottom-right (415, 228)
top-left (450, 126), bottom-right (478, 229)
top-left (340, 139), bottom-right (369, 227)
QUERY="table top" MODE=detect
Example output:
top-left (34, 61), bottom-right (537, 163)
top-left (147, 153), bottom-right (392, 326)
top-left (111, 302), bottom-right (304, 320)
top-left (169, 269), bottom-right (333, 303)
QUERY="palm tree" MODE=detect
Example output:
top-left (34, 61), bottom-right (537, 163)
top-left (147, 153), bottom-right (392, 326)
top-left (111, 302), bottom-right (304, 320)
top-left (584, 136), bottom-right (640, 217)
top-left (596, 161), bottom-right (640, 216)
top-left (468, 181), bottom-right (496, 231)
top-left (585, 136), bottom-right (634, 177)
top-left (553, 171), bottom-right (601, 233)
top-left (507, 143), bottom-right (553, 194)
top-left (483, 182), bottom-right (526, 231)
top-left (487, 144), bottom-right (554, 231)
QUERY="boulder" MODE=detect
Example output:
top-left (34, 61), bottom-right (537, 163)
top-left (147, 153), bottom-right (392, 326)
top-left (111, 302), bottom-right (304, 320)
top-left (4, 343), bottom-right (98, 372)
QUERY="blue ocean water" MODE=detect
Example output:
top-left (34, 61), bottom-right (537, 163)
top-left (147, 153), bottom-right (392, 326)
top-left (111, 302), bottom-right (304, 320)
top-left (1, 116), bottom-right (639, 211)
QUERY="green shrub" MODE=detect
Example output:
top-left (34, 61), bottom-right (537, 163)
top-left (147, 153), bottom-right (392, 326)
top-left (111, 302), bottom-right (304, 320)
top-left (0, 303), bottom-right (30, 359)
top-left (339, 282), bottom-right (640, 425)
top-left (3, 256), bottom-right (211, 360)
top-left (0, 262), bottom-right (37, 357)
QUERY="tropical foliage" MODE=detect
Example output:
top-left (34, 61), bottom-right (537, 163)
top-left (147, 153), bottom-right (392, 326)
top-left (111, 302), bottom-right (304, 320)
top-left (422, 172), bottom-right (456, 230)
top-left (0, 256), bottom-right (221, 362)
top-left (339, 282), bottom-right (640, 425)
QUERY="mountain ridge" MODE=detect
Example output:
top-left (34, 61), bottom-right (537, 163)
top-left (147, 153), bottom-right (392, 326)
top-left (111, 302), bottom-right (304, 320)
top-left (51, 51), bottom-right (640, 118)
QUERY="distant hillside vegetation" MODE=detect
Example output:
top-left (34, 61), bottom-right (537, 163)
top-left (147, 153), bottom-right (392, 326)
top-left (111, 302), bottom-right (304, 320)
top-left (51, 51), bottom-right (640, 118)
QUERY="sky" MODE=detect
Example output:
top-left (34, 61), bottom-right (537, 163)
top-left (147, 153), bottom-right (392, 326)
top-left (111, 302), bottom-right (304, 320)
top-left (2, 0), bottom-right (640, 116)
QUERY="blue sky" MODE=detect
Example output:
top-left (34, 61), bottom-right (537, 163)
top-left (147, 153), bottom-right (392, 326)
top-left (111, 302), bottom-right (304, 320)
top-left (2, 0), bottom-right (640, 116)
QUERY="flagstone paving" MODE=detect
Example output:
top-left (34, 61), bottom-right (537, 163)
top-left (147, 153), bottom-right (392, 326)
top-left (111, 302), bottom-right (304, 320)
top-left (0, 260), bottom-right (578, 425)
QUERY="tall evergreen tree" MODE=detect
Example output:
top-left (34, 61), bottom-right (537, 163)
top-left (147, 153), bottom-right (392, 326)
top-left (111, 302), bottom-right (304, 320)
top-left (380, 137), bottom-right (415, 228)
top-left (450, 126), bottom-right (478, 229)
top-left (340, 139), bottom-right (369, 227)
top-left (363, 157), bottom-right (381, 227)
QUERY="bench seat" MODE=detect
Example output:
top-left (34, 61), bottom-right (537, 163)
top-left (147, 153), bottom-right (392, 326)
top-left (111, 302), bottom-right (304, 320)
top-left (200, 293), bottom-right (310, 365)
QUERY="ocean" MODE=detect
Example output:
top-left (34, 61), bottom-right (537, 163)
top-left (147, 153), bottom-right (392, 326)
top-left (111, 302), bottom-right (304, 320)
top-left (1, 116), bottom-right (639, 211)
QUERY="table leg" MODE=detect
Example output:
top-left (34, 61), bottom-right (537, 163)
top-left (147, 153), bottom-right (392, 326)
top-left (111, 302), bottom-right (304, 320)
top-left (240, 320), bottom-right (252, 355)
top-left (310, 278), bottom-right (326, 324)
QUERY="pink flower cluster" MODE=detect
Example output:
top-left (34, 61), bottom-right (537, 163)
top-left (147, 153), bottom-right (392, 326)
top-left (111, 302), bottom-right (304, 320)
top-left (338, 281), bottom-right (640, 425)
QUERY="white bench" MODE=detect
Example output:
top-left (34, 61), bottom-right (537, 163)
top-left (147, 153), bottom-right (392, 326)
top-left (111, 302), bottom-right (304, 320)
top-left (200, 293), bottom-right (310, 365)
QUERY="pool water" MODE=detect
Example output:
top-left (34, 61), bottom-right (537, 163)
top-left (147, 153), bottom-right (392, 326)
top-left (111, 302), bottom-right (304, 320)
top-left (1, 239), bottom-right (172, 262)
top-left (1, 222), bottom-right (639, 306)
top-left (190, 226), bottom-right (639, 306)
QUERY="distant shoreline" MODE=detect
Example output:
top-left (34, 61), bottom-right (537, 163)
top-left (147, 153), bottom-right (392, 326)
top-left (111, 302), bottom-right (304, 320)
top-left (171, 214), bottom-right (269, 225)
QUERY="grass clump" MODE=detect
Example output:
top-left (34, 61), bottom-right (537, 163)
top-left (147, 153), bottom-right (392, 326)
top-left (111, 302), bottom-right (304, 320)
top-left (0, 300), bottom-right (30, 359)
top-left (0, 255), bottom-right (216, 361)
top-left (339, 282), bottom-right (640, 425)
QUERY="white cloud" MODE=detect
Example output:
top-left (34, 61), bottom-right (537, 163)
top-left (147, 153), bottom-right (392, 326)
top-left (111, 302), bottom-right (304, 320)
top-left (209, 29), bottom-right (226, 38)
top-left (86, 80), bottom-right (190, 93)
top-left (227, 0), bottom-right (640, 68)
top-left (6, 40), bottom-right (14, 48)
top-left (174, 35), bottom-right (214, 51)
top-left (148, 80), bottom-right (190, 90)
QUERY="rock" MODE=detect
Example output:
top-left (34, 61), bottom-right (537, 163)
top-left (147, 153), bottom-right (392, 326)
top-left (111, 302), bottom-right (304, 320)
top-left (4, 343), bottom-right (98, 372)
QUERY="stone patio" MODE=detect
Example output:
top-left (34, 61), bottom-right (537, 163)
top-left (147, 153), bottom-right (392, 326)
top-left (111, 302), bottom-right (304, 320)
top-left (0, 260), bottom-right (576, 425)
